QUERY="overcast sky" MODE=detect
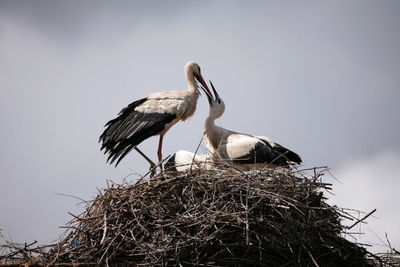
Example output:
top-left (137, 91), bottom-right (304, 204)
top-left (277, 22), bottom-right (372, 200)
top-left (1, 0), bottom-right (399, 253)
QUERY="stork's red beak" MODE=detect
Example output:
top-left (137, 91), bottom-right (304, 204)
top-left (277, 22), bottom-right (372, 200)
top-left (194, 73), bottom-right (212, 99)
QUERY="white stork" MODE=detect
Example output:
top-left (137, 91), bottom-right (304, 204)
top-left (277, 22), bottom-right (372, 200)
top-left (99, 61), bottom-right (212, 168)
top-left (203, 81), bottom-right (302, 170)
top-left (164, 150), bottom-right (212, 173)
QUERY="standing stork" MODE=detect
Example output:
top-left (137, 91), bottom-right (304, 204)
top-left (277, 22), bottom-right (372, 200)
top-left (99, 61), bottom-right (212, 169)
top-left (203, 82), bottom-right (302, 170)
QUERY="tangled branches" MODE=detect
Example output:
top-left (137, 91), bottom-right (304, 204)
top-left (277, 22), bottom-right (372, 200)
top-left (2, 166), bottom-right (379, 266)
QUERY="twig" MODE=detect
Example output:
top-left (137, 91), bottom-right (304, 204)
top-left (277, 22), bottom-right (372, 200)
top-left (100, 213), bottom-right (107, 245)
top-left (54, 191), bottom-right (89, 204)
top-left (347, 209), bottom-right (377, 230)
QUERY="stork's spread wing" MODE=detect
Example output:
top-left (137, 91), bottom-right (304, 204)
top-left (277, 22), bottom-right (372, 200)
top-left (99, 98), bottom-right (176, 166)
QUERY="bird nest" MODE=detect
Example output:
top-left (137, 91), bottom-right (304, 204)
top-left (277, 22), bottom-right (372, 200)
top-left (0, 166), bottom-right (382, 266)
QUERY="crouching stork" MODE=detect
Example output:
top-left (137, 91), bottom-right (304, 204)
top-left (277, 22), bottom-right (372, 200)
top-left (203, 81), bottom-right (302, 170)
top-left (99, 62), bottom-right (212, 170)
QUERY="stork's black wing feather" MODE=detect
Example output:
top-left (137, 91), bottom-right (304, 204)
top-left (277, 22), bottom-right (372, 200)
top-left (232, 141), bottom-right (291, 166)
top-left (99, 98), bottom-right (176, 166)
top-left (269, 142), bottom-right (302, 164)
top-left (256, 138), bottom-right (302, 165)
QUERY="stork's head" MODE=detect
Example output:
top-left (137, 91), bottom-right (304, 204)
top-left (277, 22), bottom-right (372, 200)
top-left (184, 61), bottom-right (211, 97)
top-left (204, 80), bottom-right (225, 119)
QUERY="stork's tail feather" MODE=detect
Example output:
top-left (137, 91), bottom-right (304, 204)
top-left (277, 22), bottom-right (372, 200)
top-left (284, 150), bottom-right (302, 165)
top-left (273, 145), bottom-right (302, 165)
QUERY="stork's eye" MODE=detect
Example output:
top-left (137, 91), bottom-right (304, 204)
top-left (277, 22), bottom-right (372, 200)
top-left (198, 66), bottom-right (201, 73)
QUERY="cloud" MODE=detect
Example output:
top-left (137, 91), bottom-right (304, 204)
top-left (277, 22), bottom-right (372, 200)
top-left (328, 151), bottom-right (400, 252)
top-left (0, 1), bottom-right (203, 46)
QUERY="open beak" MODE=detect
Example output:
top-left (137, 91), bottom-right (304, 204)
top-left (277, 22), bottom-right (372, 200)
top-left (194, 73), bottom-right (212, 99)
top-left (209, 80), bottom-right (220, 102)
top-left (202, 80), bottom-right (220, 104)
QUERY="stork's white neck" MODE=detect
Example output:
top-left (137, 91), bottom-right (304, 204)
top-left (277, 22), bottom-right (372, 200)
top-left (205, 115), bottom-right (224, 150)
top-left (205, 117), bottom-right (217, 149)
top-left (185, 69), bottom-right (199, 93)
top-left (205, 116), bottom-right (216, 132)
top-left (204, 99), bottom-right (226, 149)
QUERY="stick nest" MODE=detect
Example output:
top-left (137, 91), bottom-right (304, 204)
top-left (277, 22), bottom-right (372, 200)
top-left (2, 166), bottom-right (376, 266)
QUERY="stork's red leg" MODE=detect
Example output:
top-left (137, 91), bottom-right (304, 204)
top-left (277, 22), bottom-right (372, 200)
top-left (134, 147), bottom-right (155, 169)
top-left (157, 134), bottom-right (164, 165)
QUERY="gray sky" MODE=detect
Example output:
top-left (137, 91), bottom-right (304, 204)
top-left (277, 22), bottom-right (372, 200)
top-left (1, 0), bottom-right (399, 253)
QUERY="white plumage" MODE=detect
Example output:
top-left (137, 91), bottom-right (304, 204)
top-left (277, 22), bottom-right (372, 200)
top-left (99, 61), bottom-right (212, 168)
top-left (164, 150), bottom-right (212, 173)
